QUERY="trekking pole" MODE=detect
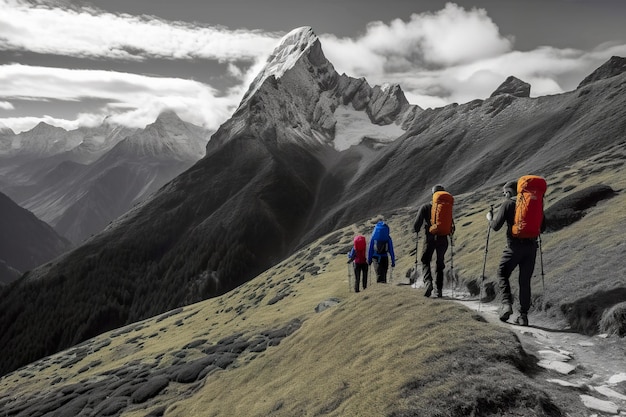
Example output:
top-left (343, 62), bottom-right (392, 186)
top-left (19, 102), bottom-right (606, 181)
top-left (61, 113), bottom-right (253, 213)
top-left (479, 205), bottom-right (493, 311)
top-left (413, 233), bottom-right (419, 287)
top-left (347, 262), bottom-right (352, 292)
top-left (538, 234), bottom-right (545, 294)
top-left (450, 233), bottom-right (455, 297)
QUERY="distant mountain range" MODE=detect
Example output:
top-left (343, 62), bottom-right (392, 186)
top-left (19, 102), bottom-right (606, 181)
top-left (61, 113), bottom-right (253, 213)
top-left (0, 111), bottom-right (212, 245)
top-left (0, 26), bottom-right (624, 377)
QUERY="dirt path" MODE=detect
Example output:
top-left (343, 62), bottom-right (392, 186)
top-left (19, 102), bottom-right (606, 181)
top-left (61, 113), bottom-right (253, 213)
top-left (445, 288), bottom-right (626, 415)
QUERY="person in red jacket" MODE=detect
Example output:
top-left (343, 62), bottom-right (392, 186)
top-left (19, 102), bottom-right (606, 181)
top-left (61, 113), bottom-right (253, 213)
top-left (347, 235), bottom-right (369, 292)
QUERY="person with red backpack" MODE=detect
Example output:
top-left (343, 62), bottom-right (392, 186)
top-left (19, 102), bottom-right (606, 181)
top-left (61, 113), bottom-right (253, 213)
top-left (487, 176), bottom-right (547, 326)
top-left (413, 184), bottom-right (455, 298)
top-left (347, 235), bottom-right (369, 292)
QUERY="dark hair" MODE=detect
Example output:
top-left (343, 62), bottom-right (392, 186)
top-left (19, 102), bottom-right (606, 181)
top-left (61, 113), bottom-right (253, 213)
top-left (432, 184), bottom-right (445, 194)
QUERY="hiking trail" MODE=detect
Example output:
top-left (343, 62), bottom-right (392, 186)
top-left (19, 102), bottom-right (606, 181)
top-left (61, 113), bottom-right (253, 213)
top-left (443, 286), bottom-right (626, 416)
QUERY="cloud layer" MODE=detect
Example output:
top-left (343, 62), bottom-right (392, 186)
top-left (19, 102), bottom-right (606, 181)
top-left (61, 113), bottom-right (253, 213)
top-left (1, 0), bottom-right (625, 133)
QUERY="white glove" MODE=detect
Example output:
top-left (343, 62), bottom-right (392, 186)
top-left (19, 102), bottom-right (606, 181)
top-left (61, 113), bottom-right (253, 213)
top-left (486, 211), bottom-right (493, 221)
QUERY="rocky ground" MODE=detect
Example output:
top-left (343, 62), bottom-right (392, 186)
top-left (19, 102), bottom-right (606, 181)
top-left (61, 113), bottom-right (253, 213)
top-left (439, 285), bottom-right (626, 416)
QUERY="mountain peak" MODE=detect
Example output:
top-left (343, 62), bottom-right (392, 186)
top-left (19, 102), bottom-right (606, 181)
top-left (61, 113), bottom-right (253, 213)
top-left (490, 76), bottom-right (531, 98)
top-left (153, 110), bottom-right (184, 126)
top-left (239, 27), bottom-right (319, 107)
top-left (30, 121), bottom-right (66, 134)
top-left (578, 55), bottom-right (626, 88)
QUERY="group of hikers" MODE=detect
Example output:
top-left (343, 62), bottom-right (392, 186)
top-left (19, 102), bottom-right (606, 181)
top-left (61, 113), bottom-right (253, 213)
top-left (347, 175), bottom-right (547, 327)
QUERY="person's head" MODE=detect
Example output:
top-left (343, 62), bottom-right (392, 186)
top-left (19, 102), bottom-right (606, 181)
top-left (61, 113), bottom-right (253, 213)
top-left (432, 184), bottom-right (445, 194)
top-left (503, 181), bottom-right (517, 198)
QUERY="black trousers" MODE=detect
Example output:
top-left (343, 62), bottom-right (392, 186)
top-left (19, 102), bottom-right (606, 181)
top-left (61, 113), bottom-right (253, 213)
top-left (373, 256), bottom-right (389, 283)
top-left (421, 235), bottom-right (448, 291)
top-left (497, 240), bottom-right (537, 314)
top-left (353, 263), bottom-right (368, 292)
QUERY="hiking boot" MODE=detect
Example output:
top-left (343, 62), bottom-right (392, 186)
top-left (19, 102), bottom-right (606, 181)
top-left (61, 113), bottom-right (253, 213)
top-left (499, 303), bottom-right (513, 322)
top-left (437, 289), bottom-right (443, 298)
top-left (515, 314), bottom-right (529, 326)
top-left (424, 280), bottom-right (433, 297)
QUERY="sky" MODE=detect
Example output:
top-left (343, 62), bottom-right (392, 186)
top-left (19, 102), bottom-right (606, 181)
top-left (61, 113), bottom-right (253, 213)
top-left (1, 0), bottom-right (626, 134)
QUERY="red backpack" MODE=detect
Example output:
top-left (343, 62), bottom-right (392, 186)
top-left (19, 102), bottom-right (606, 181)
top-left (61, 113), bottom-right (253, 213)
top-left (512, 175), bottom-right (546, 238)
top-left (353, 235), bottom-right (367, 263)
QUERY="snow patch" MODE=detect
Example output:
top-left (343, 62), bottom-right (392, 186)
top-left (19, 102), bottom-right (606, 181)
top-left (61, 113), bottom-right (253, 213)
top-left (609, 373), bottom-right (626, 384)
top-left (333, 104), bottom-right (405, 151)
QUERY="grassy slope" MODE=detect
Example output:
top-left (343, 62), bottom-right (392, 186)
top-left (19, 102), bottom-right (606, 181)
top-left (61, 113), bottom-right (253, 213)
top-left (0, 214), bottom-right (590, 416)
top-left (1, 146), bottom-right (623, 416)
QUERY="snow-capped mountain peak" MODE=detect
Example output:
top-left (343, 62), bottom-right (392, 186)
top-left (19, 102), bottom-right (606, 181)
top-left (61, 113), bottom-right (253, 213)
top-left (240, 26), bottom-right (318, 107)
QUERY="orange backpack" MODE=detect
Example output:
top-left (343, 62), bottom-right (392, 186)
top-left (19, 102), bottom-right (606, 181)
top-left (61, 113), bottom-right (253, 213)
top-left (512, 175), bottom-right (547, 238)
top-left (429, 191), bottom-right (454, 236)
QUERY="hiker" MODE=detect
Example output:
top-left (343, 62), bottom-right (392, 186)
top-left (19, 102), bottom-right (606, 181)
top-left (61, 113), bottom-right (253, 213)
top-left (413, 184), bottom-right (455, 298)
top-left (367, 220), bottom-right (396, 283)
top-left (487, 177), bottom-right (546, 326)
top-left (347, 235), bottom-right (369, 292)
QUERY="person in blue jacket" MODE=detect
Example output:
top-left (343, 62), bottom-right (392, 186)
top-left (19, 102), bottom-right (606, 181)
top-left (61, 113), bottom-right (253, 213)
top-left (367, 220), bottom-right (396, 283)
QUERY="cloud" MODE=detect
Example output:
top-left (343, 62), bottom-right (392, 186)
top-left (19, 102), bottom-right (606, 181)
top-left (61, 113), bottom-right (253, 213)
top-left (0, 0), bottom-right (281, 61)
top-left (321, 3), bottom-right (513, 76)
top-left (0, 101), bottom-right (14, 110)
top-left (0, 0), bottom-right (285, 132)
top-left (320, 3), bottom-right (626, 108)
top-left (0, 64), bottom-right (239, 131)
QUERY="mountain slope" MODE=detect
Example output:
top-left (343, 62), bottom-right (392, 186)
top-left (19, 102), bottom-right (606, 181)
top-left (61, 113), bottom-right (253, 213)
top-left (0, 191), bottom-right (71, 284)
top-left (0, 28), bottom-right (624, 379)
top-left (2, 204), bottom-right (624, 416)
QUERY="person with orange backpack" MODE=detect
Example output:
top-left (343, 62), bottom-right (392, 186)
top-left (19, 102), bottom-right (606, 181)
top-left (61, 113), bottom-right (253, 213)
top-left (347, 235), bottom-right (369, 292)
top-left (413, 185), bottom-right (455, 298)
top-left (487, 176), bottom-right (547, 326)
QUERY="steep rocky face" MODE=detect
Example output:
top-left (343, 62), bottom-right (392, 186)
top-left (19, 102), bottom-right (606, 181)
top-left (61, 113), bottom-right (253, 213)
top-left (490, 75), bottom-right (531, 98)
top-left (212, 27), bottom-right (418, 152)
top-left (578, 56), bottom-right (626, 88)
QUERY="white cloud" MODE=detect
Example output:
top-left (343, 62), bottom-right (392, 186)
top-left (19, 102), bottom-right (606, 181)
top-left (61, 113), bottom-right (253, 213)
top-left (0, 101), bottom-right (14, 110)
top-left (320, 3), bottom-right (626, 108)
top-left (0, 64), bottom-right (239, 132)
top-left (0, 0), bottom-right (280, 61)
top-left (321, 3), bottom-right (513, 77)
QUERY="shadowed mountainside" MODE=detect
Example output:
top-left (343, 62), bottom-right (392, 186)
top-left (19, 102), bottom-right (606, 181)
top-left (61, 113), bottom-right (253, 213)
top-left (0, 191), bottom-right (71, 285)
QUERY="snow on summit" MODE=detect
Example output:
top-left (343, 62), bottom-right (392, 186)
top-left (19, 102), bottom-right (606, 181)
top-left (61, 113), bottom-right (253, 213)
top-left (240, 27), bottom-right (318, 106)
